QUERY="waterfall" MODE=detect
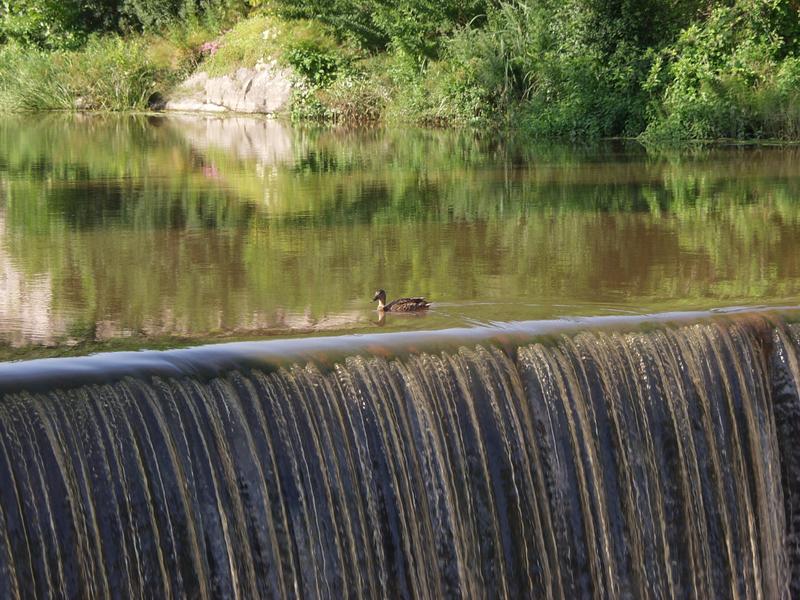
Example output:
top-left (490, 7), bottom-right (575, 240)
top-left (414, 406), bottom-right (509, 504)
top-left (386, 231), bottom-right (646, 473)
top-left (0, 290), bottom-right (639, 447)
top-left (1, 316), bottom-right (799, 598)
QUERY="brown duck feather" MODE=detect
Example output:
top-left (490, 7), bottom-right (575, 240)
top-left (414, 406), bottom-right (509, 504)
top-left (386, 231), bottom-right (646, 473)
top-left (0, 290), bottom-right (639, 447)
top-left (384, 297), bottom-right (431, 312)
top-left (373, 289), bottom-right (431, 312)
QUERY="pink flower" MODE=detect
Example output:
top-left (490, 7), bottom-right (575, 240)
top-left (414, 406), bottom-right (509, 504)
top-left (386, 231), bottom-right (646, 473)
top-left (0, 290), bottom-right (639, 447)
top-left (200, 41), bottom-right (221, 56)
top-left (202, 164), bottom-right (220, 179)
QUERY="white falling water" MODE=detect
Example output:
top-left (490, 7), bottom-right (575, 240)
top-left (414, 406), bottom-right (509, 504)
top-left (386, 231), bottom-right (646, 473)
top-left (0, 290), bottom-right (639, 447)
top-left (0, 317), bottom-right (798, 599)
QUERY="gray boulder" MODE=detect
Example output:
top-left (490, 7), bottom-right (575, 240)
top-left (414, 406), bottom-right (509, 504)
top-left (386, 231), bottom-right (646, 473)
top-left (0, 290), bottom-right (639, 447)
top-left (165, 61), bottom-right (294, 115)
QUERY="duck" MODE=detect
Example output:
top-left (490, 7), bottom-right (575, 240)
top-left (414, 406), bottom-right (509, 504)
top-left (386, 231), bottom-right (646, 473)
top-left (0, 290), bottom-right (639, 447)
top-left (372, 289), bottom-right (431, 312)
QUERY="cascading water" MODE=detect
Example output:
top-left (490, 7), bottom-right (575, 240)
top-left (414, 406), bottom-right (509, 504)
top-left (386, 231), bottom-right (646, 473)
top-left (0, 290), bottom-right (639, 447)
top-left (1, 315), bottom-right (799, 599)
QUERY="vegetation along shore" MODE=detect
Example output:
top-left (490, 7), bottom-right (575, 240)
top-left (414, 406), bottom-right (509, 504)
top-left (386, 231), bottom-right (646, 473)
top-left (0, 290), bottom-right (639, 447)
top-left (2, 1), bottom-right (800, 140)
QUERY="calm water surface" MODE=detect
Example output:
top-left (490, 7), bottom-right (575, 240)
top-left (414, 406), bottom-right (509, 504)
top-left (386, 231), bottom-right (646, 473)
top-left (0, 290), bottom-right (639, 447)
top-left (2, 113), bottom-right (800, 358)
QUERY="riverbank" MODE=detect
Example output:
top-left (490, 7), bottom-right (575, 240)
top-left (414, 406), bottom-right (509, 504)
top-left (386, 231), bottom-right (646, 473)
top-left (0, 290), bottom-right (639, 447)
top-left (2, 2), bottom-right (800, 140)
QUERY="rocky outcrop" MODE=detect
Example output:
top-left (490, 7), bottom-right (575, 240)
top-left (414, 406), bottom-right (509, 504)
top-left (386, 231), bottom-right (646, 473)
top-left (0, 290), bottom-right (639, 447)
top-left (165, 60), bottom-right (294, 115)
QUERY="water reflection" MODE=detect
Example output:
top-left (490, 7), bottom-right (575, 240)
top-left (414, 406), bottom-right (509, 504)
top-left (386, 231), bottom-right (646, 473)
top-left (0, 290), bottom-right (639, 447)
top-left (0, 206), bottom-right (66, 345)
top-left (2, 113), bottom-right (800, 358)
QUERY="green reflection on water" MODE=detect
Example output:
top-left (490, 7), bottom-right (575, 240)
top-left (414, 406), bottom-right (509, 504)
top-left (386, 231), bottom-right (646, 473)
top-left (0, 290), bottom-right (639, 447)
top-left (2, 113), bottom-right (800, 359)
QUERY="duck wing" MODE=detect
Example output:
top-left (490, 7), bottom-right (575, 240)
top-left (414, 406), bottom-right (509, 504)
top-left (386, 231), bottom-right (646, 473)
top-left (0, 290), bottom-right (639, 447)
top-left (385, 297), bottom-right (431, 312)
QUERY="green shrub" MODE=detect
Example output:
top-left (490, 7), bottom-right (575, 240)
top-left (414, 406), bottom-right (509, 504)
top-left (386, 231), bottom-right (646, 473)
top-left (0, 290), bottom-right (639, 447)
top-left (759, 57), bottom-right (800, 138)
top-left (386, 27), bottom-right (507, 127)
top-left (288, 84), bottom-right (329, 121)
top-left (121, 0), bottom-right (248, 30)
top-left (121, 0), bottom-right (186, 30)
top-left (198, 14), bottom-right (352, 78)
top-left (5, 0), bottom-right (800, 139)
top-left (0, 0), bottom-right (130, 49)
top-left (262, 0), bottom-right (487, 59)
top-left (642, 1), bottom-right (800, 141)
top-left (284, 39), bottom-right (344, 86)
top-left (319, 67), bottom-right (391, 123)
top-left (387, 1), bottom-right (656, 135)
top-left (0, 0), bottom-right (249, 49)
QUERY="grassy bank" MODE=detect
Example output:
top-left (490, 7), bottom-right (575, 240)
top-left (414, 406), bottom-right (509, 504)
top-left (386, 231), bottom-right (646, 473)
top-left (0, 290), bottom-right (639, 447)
top-left (2, 1), bottom-right (800, 141)
top-left (0, 0), bottom-right (244, 111)
top-left (0, 12), bottom-right (364, 115)
top-left (0, 31), bottom-right (205, 111)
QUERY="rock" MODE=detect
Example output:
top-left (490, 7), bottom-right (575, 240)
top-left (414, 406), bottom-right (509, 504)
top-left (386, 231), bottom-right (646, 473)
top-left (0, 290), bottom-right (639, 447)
top-left (165, 61), bottom-right (295, 115)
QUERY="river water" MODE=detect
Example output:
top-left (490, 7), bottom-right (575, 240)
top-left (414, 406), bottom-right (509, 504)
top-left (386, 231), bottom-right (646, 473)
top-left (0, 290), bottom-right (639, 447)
top-left (2, 113), bottom-right (800, 359)
top-left (4, 114), bottom-right (800, 598)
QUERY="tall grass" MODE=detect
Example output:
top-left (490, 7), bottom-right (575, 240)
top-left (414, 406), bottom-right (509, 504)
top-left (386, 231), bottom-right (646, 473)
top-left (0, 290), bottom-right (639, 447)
top-left (0, 32), bottom-right (202, 111)
top-left (0, 46), bottom-right (73, 110)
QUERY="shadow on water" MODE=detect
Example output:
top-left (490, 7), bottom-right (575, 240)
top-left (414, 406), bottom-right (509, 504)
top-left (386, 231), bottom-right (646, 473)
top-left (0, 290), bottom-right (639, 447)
top-left (1, 309), bottom-right (800, 597)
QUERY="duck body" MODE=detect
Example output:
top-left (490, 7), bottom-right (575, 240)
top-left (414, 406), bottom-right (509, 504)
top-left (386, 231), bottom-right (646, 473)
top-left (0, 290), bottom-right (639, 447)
top-left (373, 289), bottom-right (431, 312)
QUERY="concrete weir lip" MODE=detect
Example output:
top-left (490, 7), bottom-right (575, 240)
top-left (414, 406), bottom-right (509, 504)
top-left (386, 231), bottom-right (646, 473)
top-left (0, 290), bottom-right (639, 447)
top-left (1, 305), bottom-right (798, 395)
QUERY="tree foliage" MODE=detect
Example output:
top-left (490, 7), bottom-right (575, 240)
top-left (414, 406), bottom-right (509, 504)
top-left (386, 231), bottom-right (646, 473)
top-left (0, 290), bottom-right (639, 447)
top-left (642, 0), bottom-right (800, 139)
top-left (262, 0), bottom-right (488, 59)
top-left (0, 0), bottom-right (118, 49)
top-left (0, 0), bottom-right (248, 48)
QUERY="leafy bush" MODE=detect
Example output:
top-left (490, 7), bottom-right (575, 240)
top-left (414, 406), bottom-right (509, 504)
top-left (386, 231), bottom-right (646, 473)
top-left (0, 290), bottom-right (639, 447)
top-left (318, 64), bottom-right (391, 123)
top-left (0, 0), bottom-right (105, 49)
top-left (284, 40), bottom-right (343, 86)
top-left (390, 1), bottom-right (657, 135)
top-left (396, 0), bottom-right (799, 139)
top-left (198, 13), bottom-right (352, 79)
top-left (642, 1), bottom-right (800, 140)
top-left (262, 0), bottom-right (487, 59)
top-left (121, 0), bottom-right (248, 30)
top-left (385, 27), bottom-right (508, 127)
top-left (0, 0), bottom-right (249, 49)
top-left (262, 0), bottom-right (699, 132)
top-left (121, 0), bottom-right (186, 30)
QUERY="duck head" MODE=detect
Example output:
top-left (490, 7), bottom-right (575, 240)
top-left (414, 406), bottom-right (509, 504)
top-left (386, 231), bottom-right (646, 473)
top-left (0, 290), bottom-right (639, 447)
top-left (372, 289), bottom-right (387, 308)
